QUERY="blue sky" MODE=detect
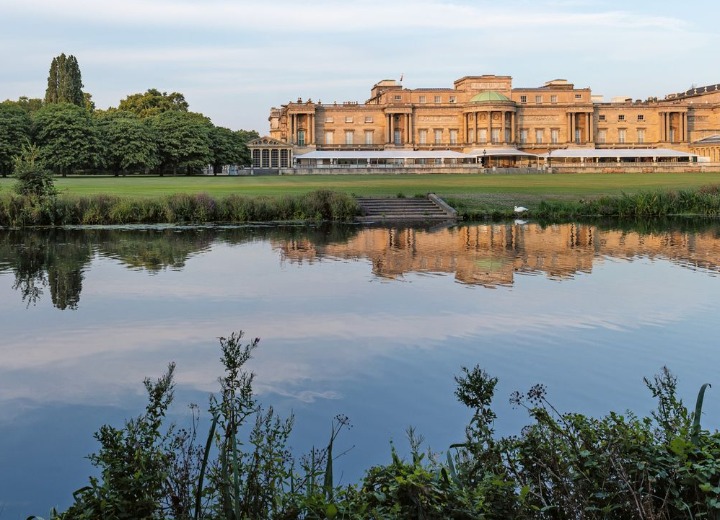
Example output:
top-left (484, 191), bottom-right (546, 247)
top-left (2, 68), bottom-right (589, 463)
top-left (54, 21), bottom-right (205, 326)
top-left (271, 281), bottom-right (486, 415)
top-left (2, 0), bottom-right (718, 133)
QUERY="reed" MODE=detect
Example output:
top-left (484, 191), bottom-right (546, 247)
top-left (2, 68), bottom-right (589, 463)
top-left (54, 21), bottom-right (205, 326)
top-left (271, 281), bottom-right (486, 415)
top-left (0, 190), bottom-right (360, 226)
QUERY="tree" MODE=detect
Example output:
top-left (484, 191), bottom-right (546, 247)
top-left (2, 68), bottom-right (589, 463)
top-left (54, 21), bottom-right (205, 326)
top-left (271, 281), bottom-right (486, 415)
top-left (95, 110), bottom-right (159, 175)
top-left (33, 103), bottom-right (101, 176)
top-left (0, 102), bottom-right (32, 177)
top-left (150, 111), bottom-right (212, 175)
top-left (235, 129), bottom-right (260, 166)
top-left (13, 143), bottom-right (56, 197)
top-left (118, 88), bottom-right (189, 118)
top-left (45, 53), bottom-right (85, 107)
top-left (208, 126), bottom-right (246, 174)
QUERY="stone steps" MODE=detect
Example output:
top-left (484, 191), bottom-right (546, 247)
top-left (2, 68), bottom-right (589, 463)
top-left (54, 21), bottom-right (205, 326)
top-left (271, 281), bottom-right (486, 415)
top-left (355, 195), bottom-right (457, 222)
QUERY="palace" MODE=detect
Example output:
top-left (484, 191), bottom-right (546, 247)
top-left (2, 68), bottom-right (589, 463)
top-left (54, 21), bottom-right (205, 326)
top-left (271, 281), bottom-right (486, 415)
top-left (250, 75), bottom-right (720, 172)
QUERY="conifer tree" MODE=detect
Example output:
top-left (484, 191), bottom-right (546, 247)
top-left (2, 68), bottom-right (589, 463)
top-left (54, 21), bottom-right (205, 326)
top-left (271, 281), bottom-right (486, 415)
top-left (45, 53), bottom-right (85, 107)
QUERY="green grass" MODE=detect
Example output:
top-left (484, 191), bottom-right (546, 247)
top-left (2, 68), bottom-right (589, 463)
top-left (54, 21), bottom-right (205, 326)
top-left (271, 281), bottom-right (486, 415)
top-left (3, 172), bottom-right (720, 211)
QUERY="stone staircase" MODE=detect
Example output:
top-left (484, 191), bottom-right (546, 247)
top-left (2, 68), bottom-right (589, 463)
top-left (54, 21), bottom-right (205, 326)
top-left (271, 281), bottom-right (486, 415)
top-left (355, 194), bottom-right (458, 222)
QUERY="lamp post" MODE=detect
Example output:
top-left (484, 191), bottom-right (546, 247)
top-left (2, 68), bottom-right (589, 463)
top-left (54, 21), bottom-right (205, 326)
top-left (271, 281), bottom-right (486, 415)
top-left (548, 149), bottom-right (552, 172)
top-left (482, 149), bottom-right (487, 168)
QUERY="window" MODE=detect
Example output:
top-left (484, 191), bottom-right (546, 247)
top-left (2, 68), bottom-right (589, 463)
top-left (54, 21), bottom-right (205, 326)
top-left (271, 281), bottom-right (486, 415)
top-left (597, 129), bottom-right (606, 144)
top-left (449, 96), bottom-right (456, 103)
top-left (598, 114), bottom-right (606, 121)
top-left (297, 130), bottom-right (305, 146)
top-left (419, 95), bottom-right (426, 103)
top-left (618, 129), bottom-right (626, 144)
top-left (325, 131), bottom-right (334, 145)
top-left (520, 129), bottom-right (528, 144)
top-left (520, 95), bottom-right (527, 103)
top-left (434, 95), bottom-right (441, 103)
top-left (618, 114), bottom-right (625, 122)
top-left (345, 116), bottom-right (353, 123)
top-left (575, 94), bottom-right (582, 99)
top-left (419, 129), bottom-right (427, 144)
top-left (345, 130), bottom-right (354, 145)
top-left (550, 95), bottom-right (558, 104)
top-left (637, 129), bottom-right (645, 143)
top-left (491, 128), bottom-right (500, 144)
top-left (449, 129), bottom-right (458, 144)
top-left (535, 129), bottom-right (544, 144)
top-left (394, 95), bottom-right (402, 101)
top-left (479, 129), bottom-right (487, 144)
top-left (551, 129), bottom-right (559, 144)
top-left (365, 116), bottom-right (373, 123)
top-left (365, 130), bottom-right (374, 145)
top-left (325, 117), bottom-right (334, 123)
top-left (394, 129), bottom-right (402, 145)
top-left (535, 95), bottom-right (542, 104)
top-left (637, 114), bottom-right (645, 122)
top-left (434, 129), bottom-right (443, 144)
top-left (468, 129), bottom-right (475, 143)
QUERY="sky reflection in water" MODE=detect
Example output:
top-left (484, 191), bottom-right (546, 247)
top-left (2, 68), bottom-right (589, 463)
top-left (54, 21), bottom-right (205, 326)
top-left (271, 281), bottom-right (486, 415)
top-left (1, 221), bottom-right (720, 516)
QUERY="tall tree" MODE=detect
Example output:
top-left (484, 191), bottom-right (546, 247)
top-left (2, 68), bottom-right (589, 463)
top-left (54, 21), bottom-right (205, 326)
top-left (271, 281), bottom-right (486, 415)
top-left (33, 103), bottom-right (100, 176)
top-left (151, 111), bottom-right (212, 175)
top-left (95, 110), bottom-right (159, 175)
top-left (0, 102), bottom-right (32, 177)
top-left (118, 89), bottom-right (189, 118)
top-left (45, 53), bottom-right (85, 107)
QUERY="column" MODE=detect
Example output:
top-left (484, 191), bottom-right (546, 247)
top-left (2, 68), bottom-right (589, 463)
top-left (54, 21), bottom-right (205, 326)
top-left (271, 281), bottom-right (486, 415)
top-left (586, 113), bottom-right (591, 143)
top-left (309, 114), bottom-right (314, 145)
top-left (291, 115), bottom-right (296, 144)
top-left (474, 112), bottom-right (478, 144)
top-left (589, 113), bottom-right (594, 142)
top-left (510, 112), bottom-right (515, 144)
top-left (501, 111), bottom-right (506, 144)
top-left (486, 111), bottom-right (491, 143)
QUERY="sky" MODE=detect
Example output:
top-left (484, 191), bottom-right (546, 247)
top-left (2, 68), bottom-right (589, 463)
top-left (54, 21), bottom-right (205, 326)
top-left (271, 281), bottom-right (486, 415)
top-left (2, 0), bottom-right (719, 134)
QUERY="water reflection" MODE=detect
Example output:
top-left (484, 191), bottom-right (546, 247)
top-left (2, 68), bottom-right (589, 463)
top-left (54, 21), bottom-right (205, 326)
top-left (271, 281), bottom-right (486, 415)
top-left (4, 220), bottom-right (720, 517)
top-left (3, 221), bottom-right (720, 308)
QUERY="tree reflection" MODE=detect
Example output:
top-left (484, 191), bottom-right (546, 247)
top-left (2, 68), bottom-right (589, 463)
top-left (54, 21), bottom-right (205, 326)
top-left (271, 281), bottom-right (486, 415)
top-left (0, 230), bottom-right (92, 309)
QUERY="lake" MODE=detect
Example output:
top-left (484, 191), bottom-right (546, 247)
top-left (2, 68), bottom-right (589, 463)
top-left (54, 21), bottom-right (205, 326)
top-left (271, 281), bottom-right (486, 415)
top-left (2, 220), bottom-right (720, 517)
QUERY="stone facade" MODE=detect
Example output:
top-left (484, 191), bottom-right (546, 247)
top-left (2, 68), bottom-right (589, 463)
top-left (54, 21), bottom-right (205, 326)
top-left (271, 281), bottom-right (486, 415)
top-left (267, 75), bottom-right (720, 160)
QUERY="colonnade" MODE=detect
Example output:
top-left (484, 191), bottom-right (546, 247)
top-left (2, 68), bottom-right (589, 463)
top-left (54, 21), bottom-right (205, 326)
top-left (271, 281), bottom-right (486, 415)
top-left (385, 112), bottom-right (413, 145)
top-left (463, 109), bottom-right (516, 145)
top-left (567, 112), bottom-right (594, 143)
top-left (659, 111), bottom-right (688, 143)
top-left (288, 112), bottom-right (315, 145)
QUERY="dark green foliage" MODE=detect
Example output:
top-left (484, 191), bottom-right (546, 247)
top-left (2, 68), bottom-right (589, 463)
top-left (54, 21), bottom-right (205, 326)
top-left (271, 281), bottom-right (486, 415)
top-left (151, 111), bottom-right (212, 175)
top-left (0, 190), bottom-right (360, 226)
top-left (60, 365), bottom-right (179, 519)
top-left (45, 53), bottom-right (85, 107)
top-left (0, 102), bottom-right (32, 176)
top-left (33, 103), bottom-right (101, 176)
top-left (13, 143), bottom-right (56, 198)
top-left (208, 126), bottom-right (247, 174)
top-left (118, 89), bottom-right (190, 118)
top-left (95, 110), bottom-right (159, 175)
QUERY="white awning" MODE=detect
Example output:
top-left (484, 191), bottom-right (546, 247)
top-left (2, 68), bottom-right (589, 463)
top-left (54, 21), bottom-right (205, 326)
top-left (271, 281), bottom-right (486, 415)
top-left (296, 150), bottom-right (474, 160)
top-left (537, 148), bottom-right (698, 159)
top-left (466, 148), bottom-right (538, 157)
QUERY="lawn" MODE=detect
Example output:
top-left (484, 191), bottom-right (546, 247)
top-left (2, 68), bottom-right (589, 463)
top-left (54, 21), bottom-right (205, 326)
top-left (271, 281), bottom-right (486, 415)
top-left (2, 172), bottom-right (720, 210)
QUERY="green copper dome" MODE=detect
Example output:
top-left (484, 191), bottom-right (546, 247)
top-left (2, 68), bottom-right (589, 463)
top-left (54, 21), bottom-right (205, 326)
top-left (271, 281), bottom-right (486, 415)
top-left (469, 91), bottom-right (511, 103)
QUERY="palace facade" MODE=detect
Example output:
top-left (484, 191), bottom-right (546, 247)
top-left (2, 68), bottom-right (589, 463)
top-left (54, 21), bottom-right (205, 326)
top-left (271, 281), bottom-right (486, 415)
top-left (252, 75), bottom-right (720, 170)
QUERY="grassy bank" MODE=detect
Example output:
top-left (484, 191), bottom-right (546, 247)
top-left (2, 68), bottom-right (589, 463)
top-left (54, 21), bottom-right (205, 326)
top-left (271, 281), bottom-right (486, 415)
top-left (4, 173), bottom-right (720, 225)
top-left (0, 190), bottom-right (359, 227)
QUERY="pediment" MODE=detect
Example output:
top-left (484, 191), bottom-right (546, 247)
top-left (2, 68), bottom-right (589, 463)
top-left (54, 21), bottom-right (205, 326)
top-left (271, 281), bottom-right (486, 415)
top-left (248, 136), bottom-right (290, 147)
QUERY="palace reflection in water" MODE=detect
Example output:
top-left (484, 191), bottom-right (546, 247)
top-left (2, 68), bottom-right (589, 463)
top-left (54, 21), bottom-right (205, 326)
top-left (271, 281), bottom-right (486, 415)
top-left (276, 222), bottom-right (720, 287)
top-left (2, 222), bottom-right (720, 308)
